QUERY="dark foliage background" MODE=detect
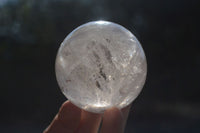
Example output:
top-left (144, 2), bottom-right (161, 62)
top-left (0, 0), bottom-right (200, 132)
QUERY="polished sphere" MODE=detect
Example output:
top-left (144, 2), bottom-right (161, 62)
top-left (55, 21), bottom-right (147, 113)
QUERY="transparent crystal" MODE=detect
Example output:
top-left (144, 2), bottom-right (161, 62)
top-left (55, 21), bottom-right (147, 113)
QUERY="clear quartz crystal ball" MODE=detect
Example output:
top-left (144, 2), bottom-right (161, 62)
top-left (55, 21), bottom-right (147, 113)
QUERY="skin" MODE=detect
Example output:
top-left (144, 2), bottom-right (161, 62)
top-left (44, 101), bottom-right (131, 133)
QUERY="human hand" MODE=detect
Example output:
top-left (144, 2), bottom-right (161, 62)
top-left (44, 101), bottom-right (131, 133)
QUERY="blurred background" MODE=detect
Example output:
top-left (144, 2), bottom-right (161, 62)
top-left (0, 0), bottom-right (200, 132)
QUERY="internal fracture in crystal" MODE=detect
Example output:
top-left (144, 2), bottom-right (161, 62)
top-left (55, 20), bottom-right (147, 113)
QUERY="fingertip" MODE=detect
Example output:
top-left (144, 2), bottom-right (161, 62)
top-left (58, 101), bottom-right (81, 119)
top-left (105, 107), bottom-right (123, 123)
top-left (100, 107), bottom-right (123, 133)
top-left (121, 104), bottom-right (131, 120)
top-left (44, 101), bottom-right (81, 133)
top-left (76, 110), bottom-right (102, 133)
top-left (100, 105), bottom-right (131, 133)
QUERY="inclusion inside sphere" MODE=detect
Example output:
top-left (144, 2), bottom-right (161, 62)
top-left (55, 20), bottom-right (147, 113)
